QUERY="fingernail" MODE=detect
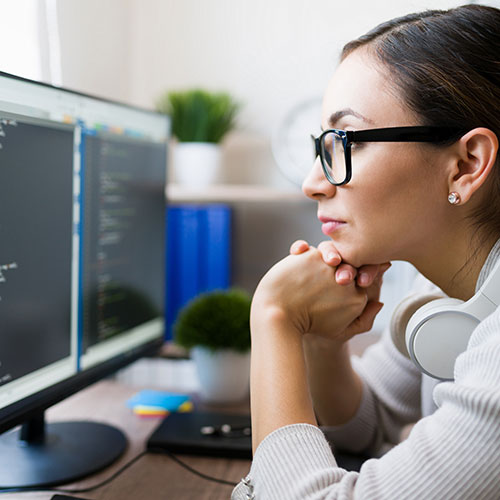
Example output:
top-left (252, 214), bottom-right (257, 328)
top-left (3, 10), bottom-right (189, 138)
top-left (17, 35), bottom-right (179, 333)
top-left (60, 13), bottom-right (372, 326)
top-left (338, 271), bottom-right (351, 280)
top-left (359, 273), bottom-right (369, 285)
top-left (327, 252), bottom-right (338, 262)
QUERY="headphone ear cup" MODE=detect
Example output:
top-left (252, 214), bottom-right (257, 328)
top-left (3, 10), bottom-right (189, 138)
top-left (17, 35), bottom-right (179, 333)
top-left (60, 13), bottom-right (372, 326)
top-left (406, 297), bottom-right (477, 380)
top-left (390, 292), bottom-right (447, 359)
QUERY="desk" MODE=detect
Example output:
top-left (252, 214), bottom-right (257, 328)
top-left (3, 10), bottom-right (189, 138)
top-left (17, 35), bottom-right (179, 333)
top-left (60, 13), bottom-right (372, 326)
top-left (2, 358), bottom-right (251, 500)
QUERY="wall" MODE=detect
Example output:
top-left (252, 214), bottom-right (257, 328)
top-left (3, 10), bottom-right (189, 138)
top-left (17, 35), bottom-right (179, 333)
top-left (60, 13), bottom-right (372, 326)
top-left (57, 0), bottom-right (132, 104)
top-left (58, 0), bottom-right (467, 188)
top-left (128, 0), bottom-right (468, 187)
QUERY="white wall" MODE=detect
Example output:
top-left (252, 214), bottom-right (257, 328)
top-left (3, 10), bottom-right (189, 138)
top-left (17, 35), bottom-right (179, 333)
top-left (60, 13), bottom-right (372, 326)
top-left (57, 0), bottom-right (132, 103)
top-left (0, 0), bottom-right (44, 81)
top-left (57, 0), bottom-right (468, 187)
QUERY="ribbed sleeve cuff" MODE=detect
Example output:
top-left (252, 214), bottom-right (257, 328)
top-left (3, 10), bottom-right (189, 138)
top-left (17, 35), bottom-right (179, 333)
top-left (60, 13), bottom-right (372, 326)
top-left (244, 424), bottom-right (351, 499)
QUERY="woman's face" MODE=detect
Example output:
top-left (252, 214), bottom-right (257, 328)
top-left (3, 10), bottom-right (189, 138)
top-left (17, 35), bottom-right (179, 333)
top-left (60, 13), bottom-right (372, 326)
top-left (303, 48), bottom-right (452, 268)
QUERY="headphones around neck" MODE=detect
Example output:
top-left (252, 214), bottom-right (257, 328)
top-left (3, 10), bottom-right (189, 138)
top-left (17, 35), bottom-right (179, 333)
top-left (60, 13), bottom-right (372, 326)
top-left (391, 259), bottom-right (500, 380)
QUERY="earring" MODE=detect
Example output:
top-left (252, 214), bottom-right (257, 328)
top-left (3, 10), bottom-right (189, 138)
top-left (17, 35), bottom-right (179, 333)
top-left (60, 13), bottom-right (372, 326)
top-left (448, 192), bottom-right (461, 205)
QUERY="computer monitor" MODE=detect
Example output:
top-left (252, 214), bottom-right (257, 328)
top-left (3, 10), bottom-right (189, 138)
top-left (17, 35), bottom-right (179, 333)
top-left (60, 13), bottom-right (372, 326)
top-left (0, 72), bottom-right (169, 488)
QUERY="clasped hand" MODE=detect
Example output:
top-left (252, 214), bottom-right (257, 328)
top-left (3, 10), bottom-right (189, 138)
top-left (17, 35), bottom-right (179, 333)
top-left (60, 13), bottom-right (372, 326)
top-left (251, 239), bottom-right (390, 343)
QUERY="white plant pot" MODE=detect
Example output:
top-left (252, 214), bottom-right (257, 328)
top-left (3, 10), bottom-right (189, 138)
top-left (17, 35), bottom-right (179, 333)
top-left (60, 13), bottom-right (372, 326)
top-left (191, 346), bottom-right (251, 404)
top-left (173, 142), bottom-right (221, 187)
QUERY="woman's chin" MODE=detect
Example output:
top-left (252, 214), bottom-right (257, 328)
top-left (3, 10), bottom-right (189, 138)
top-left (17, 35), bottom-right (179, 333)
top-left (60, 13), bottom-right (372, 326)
top-left (336, 244), bottom-right (387, 268)
top-left (334, 249), bottom-right (364, 268)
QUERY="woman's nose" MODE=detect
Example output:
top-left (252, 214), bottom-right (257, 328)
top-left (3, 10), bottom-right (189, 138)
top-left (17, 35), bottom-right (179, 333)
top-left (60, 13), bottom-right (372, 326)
top-left (302, 157), bottom-right (336, 200)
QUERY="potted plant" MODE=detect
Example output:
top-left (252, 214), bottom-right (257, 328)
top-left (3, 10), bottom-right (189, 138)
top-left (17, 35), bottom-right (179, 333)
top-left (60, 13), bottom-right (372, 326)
top-left (173, 289), bottom-right (251, 404)
top-left (156, 89), bottom-right (239, 187)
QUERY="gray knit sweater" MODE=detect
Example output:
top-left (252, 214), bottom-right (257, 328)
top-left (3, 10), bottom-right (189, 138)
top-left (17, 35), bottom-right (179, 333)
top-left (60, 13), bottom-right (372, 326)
top-left (232, 240), bottom-right (500, 499)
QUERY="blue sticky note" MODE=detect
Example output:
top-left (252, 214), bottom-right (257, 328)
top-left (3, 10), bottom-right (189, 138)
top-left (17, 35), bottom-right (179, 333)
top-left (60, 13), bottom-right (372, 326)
top-left (126, 390), bottom-right (190, 411)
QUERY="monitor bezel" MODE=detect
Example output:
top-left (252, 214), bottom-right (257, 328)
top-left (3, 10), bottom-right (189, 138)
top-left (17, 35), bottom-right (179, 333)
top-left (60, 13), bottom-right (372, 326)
top-left (0, 70), bottom-right (167, 119)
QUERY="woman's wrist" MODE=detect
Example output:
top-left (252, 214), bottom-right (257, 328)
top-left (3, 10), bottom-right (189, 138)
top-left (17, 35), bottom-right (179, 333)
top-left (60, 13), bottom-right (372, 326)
top-left (250, 302), bottom-right (317, 449)
top-left (303, 334), bottom-right (362, 426)
top-left (303, 332), bottom-right (346, 354)
top-left (250, 301), bottom-right (303, 340)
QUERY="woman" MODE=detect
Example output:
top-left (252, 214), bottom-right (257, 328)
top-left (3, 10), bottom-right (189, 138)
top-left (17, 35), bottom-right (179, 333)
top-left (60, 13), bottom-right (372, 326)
top-left (232, 4), bottom-right (500, 499)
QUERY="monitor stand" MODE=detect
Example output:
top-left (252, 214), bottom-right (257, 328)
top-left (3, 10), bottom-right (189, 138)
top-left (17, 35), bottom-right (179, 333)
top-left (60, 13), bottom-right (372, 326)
top-left (0, 412), bottom-right (127, 488)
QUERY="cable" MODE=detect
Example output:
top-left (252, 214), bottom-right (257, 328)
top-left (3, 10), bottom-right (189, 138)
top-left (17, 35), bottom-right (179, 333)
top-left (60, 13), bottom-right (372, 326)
top-left (60, 450), bottom-right (149, 494)
top-left (149, 447), bottom-right (238, 487)
top-left (0, 448), bottom-right (237, 495)
top-left (0, 450), bottom-right (148, 495)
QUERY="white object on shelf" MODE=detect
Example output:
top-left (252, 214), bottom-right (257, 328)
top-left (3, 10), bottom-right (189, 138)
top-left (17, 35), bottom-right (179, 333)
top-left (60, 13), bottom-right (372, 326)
top-left (173, 142), bottom-right (221, 187)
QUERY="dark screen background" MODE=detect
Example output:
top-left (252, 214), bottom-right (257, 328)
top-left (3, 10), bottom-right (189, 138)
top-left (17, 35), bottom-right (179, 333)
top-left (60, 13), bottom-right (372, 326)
top-left (0, 119), bottom-right (74, 387)
top-left (82, 134), bottom-right (166, 350)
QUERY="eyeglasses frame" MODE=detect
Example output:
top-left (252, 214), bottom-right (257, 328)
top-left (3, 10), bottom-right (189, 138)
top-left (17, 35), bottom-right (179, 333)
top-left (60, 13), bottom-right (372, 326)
top-left (312, 126), bottom-right (466, 186)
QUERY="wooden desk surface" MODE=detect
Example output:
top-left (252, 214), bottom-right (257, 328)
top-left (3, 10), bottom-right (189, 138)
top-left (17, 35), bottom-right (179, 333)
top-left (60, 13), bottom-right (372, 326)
top-left (2, 361), bottom-right (251, 500)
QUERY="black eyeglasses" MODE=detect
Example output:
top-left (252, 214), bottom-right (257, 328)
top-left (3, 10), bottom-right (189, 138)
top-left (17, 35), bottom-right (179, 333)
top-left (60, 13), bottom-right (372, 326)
top-left (311, 126), bottom-right (466, 186)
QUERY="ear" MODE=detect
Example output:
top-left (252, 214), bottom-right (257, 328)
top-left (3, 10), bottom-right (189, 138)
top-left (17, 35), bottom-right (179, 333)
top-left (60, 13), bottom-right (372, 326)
top-left (448, 128), bottom-right (499, 204)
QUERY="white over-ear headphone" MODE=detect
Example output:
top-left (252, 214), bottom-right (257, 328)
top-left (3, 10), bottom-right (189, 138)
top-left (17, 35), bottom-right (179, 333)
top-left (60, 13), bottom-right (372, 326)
top-left (391, 259), bottom-right (500, 381)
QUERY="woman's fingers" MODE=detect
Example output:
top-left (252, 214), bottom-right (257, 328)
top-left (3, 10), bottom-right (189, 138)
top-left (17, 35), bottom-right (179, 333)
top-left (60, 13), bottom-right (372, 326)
top-left (336, 261), bottom-right (391, 287)
top-left (290, 241), bottom-right (391, 290)
top-left (334, 263), bottom-right (357, 284)
top-left (290, 239), bottom-right (342, 267)
top-left (290, 240), bottom-right (310, 255)
top-left (356, 263), bottom-right (391, 287)
top-left (359, 263), bottom-right (391, 303)
top-left (345, 301), bottom-right (384, 337)
top-left (317, 241), bottom-right (342, 267)
top-left (356, 265), bottom-right (380, 287)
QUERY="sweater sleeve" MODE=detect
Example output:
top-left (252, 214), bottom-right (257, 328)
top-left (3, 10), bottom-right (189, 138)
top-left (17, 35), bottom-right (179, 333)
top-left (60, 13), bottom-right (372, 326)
top-left (232, 306), bottom-right (500, 500)
top-left (322, 326), bottom-right (422, 454)
top-left (323, 274), bottom-right (442, 454)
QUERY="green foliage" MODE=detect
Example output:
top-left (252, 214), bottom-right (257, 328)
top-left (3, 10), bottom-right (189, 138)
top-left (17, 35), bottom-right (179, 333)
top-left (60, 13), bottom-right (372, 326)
top-left (173, 289), bottom-right (251, 352)
top-left (156, 89), bottom-right (239, 143)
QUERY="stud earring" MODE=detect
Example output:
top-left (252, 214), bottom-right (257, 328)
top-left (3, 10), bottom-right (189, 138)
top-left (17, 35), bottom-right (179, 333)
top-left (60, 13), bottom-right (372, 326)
top-left (448, 192), bottom-right (461, 205)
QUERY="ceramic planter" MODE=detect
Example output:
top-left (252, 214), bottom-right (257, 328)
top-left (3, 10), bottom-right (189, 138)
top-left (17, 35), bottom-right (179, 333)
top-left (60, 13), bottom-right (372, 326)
top-left (191, 346), bottom-right (250, 404)
top-left (174, 142), bottom-right (221, 187)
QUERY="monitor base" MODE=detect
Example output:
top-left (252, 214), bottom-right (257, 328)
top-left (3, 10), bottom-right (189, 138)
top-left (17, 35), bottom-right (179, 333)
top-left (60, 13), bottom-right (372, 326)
top-left (0, 415), bottom-right (127, 488)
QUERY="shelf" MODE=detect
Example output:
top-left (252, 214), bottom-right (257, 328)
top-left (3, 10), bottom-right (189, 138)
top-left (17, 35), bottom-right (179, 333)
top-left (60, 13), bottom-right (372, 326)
top-left (166, 184), bottom-right (310, 203)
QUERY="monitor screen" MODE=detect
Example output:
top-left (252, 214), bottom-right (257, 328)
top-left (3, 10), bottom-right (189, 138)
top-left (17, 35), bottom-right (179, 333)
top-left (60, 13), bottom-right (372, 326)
top-left (0, 115), bottom-right (76, 408)
top-left (0, 72), bottom-right (169, 488)
top-left (80, 120), bottom-right (166, 369)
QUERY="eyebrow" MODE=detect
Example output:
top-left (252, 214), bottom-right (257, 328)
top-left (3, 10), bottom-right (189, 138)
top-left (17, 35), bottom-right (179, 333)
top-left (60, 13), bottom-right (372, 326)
top-left (327, 108), bottom-right (375, 128)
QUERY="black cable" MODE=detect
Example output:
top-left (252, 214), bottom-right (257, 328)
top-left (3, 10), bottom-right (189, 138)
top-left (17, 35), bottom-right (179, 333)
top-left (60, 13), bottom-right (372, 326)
top-left (0, 450), bottom-right (149, 495)
top-left (0, 448), bottom-right (237, 495)
top-left (149, 447), bottom-right (238, 487)
top-left (61, 450), bottom-right (150, 494)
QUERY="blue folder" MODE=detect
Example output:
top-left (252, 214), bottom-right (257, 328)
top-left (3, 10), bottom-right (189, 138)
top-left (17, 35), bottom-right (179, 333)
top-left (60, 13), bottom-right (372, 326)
top-left (165, 204), bottom-right (231, 340)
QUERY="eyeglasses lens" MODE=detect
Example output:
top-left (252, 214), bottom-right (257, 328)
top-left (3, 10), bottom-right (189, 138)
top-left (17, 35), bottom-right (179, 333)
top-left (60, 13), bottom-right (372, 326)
top-left (321, 131), bottom-right (346, 184)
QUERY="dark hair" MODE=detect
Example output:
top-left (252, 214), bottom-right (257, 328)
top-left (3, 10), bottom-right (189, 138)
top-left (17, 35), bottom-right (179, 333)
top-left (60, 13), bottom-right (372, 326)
top-left (342, 4), bottom-right (500, 239)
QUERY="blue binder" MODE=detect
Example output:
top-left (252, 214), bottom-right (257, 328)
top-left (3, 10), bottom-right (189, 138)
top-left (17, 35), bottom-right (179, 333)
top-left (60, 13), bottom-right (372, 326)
top-left (165, 204), bottom-right (231, 340)
top-left (202, 205), bottom-right (231, 291)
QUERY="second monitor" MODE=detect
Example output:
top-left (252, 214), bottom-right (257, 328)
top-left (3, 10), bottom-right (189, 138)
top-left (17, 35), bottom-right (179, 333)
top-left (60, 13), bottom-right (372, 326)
top-left (0, 71), bottom-right (169, 488)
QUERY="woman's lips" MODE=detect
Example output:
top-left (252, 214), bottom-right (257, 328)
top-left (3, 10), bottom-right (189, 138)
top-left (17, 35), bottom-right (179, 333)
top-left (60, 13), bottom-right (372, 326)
top-left (318, 216), bottom-right (346, 235)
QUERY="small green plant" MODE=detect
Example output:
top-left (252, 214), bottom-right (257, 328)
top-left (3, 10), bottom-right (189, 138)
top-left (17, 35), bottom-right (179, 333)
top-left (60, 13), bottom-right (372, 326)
top-left (173, 289), bottom-right (251, 352)
top-left (156, 89), bottom-right (239, 143)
